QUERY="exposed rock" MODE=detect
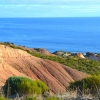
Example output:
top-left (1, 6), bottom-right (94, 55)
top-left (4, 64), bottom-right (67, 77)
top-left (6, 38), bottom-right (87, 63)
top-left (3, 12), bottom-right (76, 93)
top-left (77, 53), bottom-right (85, 59)
top-left (53, 51), bottom-right (71, 57)
top-left (86, 52), bottom-right (99, 60)
top-left (0, 45), bottom-right (87, 93)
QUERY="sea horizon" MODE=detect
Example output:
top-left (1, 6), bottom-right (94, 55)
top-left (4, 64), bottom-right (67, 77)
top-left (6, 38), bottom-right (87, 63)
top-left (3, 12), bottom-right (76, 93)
top-left (0, 17), bottom-right (100, 53)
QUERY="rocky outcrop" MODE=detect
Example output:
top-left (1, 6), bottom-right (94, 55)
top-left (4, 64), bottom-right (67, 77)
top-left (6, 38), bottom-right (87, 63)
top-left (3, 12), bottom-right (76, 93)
top-left (0, 45), bottom-right (87, 93)
top-left (85, 52), bottom-right (99, 60)
top-left (53, 51), bottom-right (71, 57)
top-left (53, 51), bottom-right (86, 59)
top-left (77, 53), bottom-right (85, 59)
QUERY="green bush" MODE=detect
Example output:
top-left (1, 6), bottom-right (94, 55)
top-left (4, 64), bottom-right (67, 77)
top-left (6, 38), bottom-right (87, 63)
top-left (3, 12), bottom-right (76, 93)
top-left (69, 75), bottom-right (100, 94)
top-left (3, 76), bottom-right (49, 96)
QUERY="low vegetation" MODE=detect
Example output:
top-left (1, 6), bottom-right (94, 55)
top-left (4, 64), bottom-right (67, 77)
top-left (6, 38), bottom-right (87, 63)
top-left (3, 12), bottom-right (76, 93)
top-left (3, 76), bottom-right (49, 96)
top-left (69, 75), bottom-right (100, 95)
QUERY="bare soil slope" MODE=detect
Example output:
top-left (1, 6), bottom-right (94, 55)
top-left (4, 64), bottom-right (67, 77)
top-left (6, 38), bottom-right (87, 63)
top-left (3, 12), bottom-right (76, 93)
top-left (0, 45), bottom-right (87, 93)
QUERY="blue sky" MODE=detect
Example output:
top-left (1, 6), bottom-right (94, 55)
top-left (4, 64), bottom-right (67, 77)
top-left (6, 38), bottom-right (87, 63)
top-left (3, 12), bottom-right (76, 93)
top-left (0, 0), bottom-right (100, 17)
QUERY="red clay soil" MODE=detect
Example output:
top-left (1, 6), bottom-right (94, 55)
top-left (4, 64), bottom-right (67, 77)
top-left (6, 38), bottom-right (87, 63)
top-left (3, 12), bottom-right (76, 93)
top-left (0, 45), bottom-right (87, 93)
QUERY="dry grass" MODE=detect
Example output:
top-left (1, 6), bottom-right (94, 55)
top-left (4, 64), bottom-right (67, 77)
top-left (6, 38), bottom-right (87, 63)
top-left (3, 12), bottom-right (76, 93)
top-left (0, 85), bottom-right (100, 100)
top-left (54, 88), bottom-right (100, 100)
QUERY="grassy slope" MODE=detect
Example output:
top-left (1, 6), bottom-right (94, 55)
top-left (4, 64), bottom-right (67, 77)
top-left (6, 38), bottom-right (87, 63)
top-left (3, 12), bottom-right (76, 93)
top-left (1, 42), bottom-right (100, 75)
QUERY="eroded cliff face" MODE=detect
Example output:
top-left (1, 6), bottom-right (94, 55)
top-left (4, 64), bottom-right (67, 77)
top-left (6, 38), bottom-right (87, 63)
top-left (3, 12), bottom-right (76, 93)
top-left (0, 45), bottom-right (87, 93)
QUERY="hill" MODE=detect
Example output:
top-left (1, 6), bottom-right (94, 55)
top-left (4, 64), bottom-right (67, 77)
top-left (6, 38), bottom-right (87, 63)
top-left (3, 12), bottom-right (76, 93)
top-left (0, 44), bottom-right (87, 93)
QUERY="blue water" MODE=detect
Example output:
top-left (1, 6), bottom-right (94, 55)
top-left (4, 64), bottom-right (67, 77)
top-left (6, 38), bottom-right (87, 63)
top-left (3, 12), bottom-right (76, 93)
top-left (0, 17), bottom-right (100, 53)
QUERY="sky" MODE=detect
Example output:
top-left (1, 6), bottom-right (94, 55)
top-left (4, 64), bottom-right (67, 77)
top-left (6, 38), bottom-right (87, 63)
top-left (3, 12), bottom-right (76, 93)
top-left (0, 0), bottom-right (100, 17)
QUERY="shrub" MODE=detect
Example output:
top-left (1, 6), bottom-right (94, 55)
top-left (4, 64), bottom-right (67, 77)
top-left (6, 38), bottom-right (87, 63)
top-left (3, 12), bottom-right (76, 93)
top-left (3, 76), bottom-right (49, 96)
top-left (69, 75), bottom-right (100, 95)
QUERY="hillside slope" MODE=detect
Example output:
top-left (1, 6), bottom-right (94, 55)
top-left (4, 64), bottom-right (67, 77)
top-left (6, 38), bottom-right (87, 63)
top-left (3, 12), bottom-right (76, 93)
top-left (0, 45), bottom-right (87, 93)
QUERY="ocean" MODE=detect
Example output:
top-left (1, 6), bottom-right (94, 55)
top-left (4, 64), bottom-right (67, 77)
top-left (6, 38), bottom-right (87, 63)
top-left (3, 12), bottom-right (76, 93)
top-left (0, 17), bottom-right (100, 53)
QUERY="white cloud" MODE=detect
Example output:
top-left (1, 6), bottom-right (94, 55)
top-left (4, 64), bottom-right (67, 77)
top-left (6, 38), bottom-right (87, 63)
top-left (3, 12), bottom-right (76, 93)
top-left (0, 0), bottom-right (100, 17)
top-left (1, 4), bottom-right (100, 13)
top-left (0, 0), bottom-right (100, 5)
top-left (77, 6), bottom-right (100, 12)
